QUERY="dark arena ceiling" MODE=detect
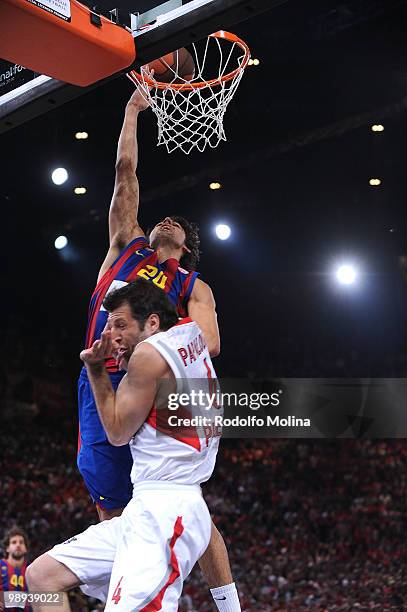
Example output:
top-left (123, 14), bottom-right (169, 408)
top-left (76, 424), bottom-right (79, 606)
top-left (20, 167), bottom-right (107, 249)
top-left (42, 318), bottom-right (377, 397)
top-left (2, 0), bottom-right (407, 375)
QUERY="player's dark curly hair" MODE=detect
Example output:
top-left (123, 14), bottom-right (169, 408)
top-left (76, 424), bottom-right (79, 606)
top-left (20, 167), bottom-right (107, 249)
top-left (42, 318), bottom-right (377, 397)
top-left (3, 526), bottom-right (29, 553)
top-left (103, 278), bottom-right (178, 331)
top-left (170, 215), bottom-right (200, 271)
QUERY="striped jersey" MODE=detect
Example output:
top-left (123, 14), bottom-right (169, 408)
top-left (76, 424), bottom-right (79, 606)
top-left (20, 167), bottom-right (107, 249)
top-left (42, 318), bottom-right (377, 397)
top-left (0, 560), bottom-right (31, 611)
top-left (85, 236), bottom-right (199, 373)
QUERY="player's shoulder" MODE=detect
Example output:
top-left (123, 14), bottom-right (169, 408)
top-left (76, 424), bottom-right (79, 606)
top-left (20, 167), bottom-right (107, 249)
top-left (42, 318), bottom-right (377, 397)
top-left (126, 235), bottom-right (152, 254)
top-left (165, 317), bottom-right (198, 333)
top-left (128, 341), bottom-right (169, 376)
top-left (140, 318), bottom-right (200, 351)
top-left (114, 236), bottom-right (152, 262)
top-left (162, 318), bottom-right (202, 345)
top-left (133, 341), bottom-right (160, 359)
top-left (189, 277), bottom-right (215, 300)
top-left (191, 277), bottom-right (209, 289)
top-left (175, 263), bottom-right (200, 282)
top-left (95, 236), bottom-right (153, 288)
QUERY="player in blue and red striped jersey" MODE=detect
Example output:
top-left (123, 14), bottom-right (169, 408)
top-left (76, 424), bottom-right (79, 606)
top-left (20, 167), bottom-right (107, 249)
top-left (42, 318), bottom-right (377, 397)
top-left (77, 89), bottom-right (241, 611)
top-left (0, 527), bottom-right (31, 612)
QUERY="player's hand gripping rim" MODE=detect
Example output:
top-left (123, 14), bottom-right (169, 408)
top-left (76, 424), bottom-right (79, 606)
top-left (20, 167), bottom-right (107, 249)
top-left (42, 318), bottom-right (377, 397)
top-left (127, 68), bottom-right (154, 111)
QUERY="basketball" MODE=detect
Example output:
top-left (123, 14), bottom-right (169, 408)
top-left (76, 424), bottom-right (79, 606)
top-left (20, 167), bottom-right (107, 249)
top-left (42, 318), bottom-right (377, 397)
top-left (147, 48), bottom-right (195, 83)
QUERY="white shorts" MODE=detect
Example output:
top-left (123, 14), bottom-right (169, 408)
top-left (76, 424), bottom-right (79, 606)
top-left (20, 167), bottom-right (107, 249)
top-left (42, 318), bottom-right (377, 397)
top-left (48, 482), bottom-right (211, 611)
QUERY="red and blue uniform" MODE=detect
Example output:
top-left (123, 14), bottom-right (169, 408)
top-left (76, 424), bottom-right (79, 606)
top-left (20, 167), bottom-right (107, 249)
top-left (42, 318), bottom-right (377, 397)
top-left (0, 560), bottom-right (31, 611)
top-left (78, 236), bottom-right (199, 509)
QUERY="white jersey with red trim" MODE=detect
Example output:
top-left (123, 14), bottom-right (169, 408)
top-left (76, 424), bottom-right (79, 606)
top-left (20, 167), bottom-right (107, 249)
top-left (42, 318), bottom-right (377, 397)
top-left (129, 318), bottom-right (220, 487)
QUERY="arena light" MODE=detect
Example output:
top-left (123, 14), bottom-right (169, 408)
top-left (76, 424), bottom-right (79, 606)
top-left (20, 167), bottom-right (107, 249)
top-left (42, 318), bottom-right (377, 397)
top-left (209, 182), bottom-right (222, 190)
top-left (54, 235), bottom-right (68, 250)
top-left (75, 131), bottom-right (89, 140)
top-left (336, 264), bottom-right (357, 285)
top-left (371, 124), bottom-right (384, 132)
top-left (51, 167), bottom-right (68, 185)
top-left (74, 187), bottom-right (87, 195)
top-left (215, 224), bottom-right (231, 240)
top-left (369, 178), bottom-right (381, 186)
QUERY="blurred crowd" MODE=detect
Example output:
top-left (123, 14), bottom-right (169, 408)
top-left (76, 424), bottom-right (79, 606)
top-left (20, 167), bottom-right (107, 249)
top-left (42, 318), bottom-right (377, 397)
top-left (2, 318), bottom-right (407, 610)
top-left (222, 336), bottom-right (407, 379)
top-left (184, 439), bottom-right (407, 611)
top-left (2, 406), bottom-right (407, 610)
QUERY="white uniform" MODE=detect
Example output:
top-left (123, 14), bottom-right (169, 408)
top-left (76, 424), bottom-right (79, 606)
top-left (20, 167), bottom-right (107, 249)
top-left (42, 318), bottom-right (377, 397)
top-left (130, 317), bottom-right (219, 487)
top-left (49, 318), bottom-right (219, 611)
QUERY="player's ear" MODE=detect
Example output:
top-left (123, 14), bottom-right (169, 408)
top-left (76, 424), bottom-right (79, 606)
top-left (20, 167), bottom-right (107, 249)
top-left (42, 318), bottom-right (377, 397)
top-left (146, 313), bottom-right (160, 333)
top-left (182, 243), bottom-right (191, 254)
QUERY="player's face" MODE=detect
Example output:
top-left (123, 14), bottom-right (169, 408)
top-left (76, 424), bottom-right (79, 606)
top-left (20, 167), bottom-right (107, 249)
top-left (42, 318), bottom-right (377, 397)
top-left (7, 536), bottom-right (27, 561)
top-left (108, 303), bottom-right (154, 370)
top-left (149, 217), bottom-right (186, 250)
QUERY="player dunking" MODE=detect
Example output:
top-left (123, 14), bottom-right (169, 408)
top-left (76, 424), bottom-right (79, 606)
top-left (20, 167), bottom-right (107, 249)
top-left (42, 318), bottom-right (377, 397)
top-left (27, 279), bottom-right (223, 611)
top-left (0, 527), bottom-right (31, 612)
top-left (76, 89), bottom-right (240, 609)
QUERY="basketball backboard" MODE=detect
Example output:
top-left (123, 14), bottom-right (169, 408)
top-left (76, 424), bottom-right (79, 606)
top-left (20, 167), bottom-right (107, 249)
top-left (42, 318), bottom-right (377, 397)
top-left (0, 0), bottom-right (286, 134)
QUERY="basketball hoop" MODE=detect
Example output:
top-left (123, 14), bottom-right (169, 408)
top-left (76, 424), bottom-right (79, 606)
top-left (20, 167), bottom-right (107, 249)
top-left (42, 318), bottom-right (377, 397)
top-left (127, 31), bottom-right (251, 154)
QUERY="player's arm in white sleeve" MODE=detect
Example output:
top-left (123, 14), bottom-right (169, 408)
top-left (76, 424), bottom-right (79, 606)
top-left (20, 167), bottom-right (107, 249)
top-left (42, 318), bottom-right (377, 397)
top-left (188, 279), bottom-right (221, 357)
top-left (97, 90), bottom-right (150, 283)
top-left (81, 334), bottom-right (169, 446)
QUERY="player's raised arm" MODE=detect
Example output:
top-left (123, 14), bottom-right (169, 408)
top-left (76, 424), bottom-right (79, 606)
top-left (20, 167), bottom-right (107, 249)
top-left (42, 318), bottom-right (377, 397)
top-left (81, 336), bottom-right (168, 446)
top-left (110, 89), bottom-right (149, 247)
top-left (97, 90), bottom-right (149, 282)
top-left (188, 279), bottom-right (221, 357)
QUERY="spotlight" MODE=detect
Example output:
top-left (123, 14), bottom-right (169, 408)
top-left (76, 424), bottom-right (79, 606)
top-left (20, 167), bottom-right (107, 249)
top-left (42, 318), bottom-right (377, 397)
top-left (209, 182), bottom-right (222, 190)
top-left (371, 124), bottom-right (384, 132)
top-left (74, 187), bottom-right (87, 195)
top-left (75, 132), bottom-right (88, 139)
top-left (54, 235), bottom-right (68, 250)
top-left (253, 59), bottom-right (260, 66)
top-left (215, 224), bottom-right (231, 240)
top-left (336, 265), bottom-right (357, 285)
top-left (369, 178), bottom-right (381, 186)
top-left (52, 168), bottom-right (68, 185)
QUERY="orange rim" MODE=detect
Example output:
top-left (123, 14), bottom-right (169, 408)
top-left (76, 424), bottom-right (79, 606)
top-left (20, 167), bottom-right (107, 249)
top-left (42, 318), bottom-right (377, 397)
top-left (128, 30), bottom-right (250, 91)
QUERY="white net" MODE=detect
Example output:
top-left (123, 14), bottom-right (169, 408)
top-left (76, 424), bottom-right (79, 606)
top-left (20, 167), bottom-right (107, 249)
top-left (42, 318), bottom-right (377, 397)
top-left (127, 32), bottom-right (250, 155)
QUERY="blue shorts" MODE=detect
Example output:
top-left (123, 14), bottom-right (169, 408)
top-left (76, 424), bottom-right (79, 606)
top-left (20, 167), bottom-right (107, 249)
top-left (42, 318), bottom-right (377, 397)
top-left (77, 368), bottom-right (133, 510)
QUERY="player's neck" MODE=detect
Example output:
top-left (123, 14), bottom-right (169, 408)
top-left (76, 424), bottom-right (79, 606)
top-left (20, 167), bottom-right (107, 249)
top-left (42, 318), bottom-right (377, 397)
top-left (156, 245), bottom-right (182, 264)
top-left (7, 556), bottom-right (25, 569)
